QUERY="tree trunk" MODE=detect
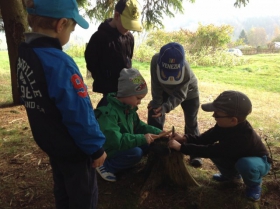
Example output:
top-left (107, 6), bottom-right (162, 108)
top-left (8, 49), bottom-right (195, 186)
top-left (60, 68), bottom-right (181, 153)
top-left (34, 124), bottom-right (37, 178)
top-left (0, 0), bottom-right (28, 105)
top-left (139, 137), bottom-right (200, 204)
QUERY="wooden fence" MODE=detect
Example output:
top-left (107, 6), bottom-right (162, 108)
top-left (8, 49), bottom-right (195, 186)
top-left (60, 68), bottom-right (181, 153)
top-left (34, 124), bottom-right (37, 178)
top-left (240, 48), bottom-right (280, 55)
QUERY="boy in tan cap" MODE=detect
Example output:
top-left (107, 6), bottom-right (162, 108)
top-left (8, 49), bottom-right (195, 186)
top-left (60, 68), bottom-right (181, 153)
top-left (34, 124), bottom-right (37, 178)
top-left (168, 90), bottom-right (271, 201)
top-left (85, 0), bottom-right (142, 108)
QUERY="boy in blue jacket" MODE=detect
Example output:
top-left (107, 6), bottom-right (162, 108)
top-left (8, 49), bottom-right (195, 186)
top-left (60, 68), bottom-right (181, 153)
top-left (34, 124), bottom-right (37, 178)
top-left (169, 90), bottom-right (271, 201)
top-left (17, 0), bottom-right (106, 208)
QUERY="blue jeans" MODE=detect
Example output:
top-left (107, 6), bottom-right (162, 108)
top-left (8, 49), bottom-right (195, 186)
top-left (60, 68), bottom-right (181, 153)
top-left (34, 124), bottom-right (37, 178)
top-left (104, 146), bottom-right (148, 174)
top-left (211, 156), bottom-right (271, 186)
top-left (148, 94), bottom-right (200, 136)
top-left (50, 157), bottom-right (98, 209)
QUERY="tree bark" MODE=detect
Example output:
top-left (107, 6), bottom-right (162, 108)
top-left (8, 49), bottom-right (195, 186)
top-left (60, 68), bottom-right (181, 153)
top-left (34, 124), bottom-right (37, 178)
top-left (0, 0), bottom-right (28, 105)
top-left (139, 137), bottom-right (200, 204)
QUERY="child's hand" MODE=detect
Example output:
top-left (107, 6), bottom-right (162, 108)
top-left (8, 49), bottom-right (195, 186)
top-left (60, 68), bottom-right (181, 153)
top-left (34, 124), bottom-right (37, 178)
top-left (145, 133), bottom-right (155, 144)
top-left (147, 102), bottom-right (153, 111)
top-left (92, 152), bottom-right (107, 168)
top-left (168, 139), bottom-right (181, 151)
top-left (151, 106), bottom-right (163, 118)
top-left (150, 133), bottom-right (161, 140)
top-left (169, 132), bottom-right (186, 143)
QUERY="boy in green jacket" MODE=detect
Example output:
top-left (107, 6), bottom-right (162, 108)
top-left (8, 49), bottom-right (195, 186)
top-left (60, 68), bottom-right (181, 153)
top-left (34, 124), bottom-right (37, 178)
top-left (95, 68), bottom-right (162, 182)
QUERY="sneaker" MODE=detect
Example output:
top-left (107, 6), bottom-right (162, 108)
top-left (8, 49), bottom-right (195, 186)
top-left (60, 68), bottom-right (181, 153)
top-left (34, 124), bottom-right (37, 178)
top-left (96, 165), bottom-right (116, 182)
top-left (246, 185), bottom-right (262, 201)
top-left (212, 173), bottom-right (242, 182)
top-left (190, 157), bottom-right (203, 167)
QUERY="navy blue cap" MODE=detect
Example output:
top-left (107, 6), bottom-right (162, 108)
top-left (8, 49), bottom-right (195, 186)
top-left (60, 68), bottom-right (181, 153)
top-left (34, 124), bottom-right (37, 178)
top-left (157, 42), bottom-right (185, 85)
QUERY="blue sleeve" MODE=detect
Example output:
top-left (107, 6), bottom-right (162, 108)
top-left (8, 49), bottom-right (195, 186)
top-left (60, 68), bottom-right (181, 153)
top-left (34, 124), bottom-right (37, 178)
top-left (36, 49), bottom-right (106, 156)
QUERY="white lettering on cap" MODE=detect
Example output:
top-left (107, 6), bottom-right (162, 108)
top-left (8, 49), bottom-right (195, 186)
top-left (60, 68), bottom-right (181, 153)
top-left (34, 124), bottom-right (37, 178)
top-left (162, 62), bottom-right (180, 69)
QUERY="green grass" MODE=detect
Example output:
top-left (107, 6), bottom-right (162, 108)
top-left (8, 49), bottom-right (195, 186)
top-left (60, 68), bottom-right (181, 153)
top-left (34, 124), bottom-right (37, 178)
top-left (1, 51), bottom-right (280, 139)
top-left (133, 54), bottom-right (280, 93)
top-left (0, 51), bottom-right (12, 104)
top-left (0, 51), bottom-right (10, 72)
top-left (132, 54), bottom-right (280, 143)
top-left (1, 51), bottom-right (279, 209)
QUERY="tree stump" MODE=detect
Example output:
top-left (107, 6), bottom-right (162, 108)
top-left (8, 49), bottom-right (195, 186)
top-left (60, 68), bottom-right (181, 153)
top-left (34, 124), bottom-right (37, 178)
top-left (139, 137), bottom-right (200, 204)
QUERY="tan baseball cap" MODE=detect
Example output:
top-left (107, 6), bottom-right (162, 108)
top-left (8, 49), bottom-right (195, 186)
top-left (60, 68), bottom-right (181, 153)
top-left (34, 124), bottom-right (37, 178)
top-left (115, 0), bottom-right (143, 32)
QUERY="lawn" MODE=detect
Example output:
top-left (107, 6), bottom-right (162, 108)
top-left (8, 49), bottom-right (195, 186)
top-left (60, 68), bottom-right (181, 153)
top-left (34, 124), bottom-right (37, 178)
top-left (0, 51), bottom-right (279, 209)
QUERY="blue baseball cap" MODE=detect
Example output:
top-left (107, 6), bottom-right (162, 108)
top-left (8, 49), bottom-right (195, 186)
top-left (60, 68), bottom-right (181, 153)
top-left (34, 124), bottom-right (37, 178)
top-left (27, 0), bottom-right (89, 29)
top-left (157, 42), bottom-right (185, 85)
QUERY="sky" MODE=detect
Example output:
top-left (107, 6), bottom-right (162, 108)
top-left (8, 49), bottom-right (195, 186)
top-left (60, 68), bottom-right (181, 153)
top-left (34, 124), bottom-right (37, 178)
top-left (72, 0), bottom-right (280, 42)
top-left (163, 0), bottom-right (280, 31)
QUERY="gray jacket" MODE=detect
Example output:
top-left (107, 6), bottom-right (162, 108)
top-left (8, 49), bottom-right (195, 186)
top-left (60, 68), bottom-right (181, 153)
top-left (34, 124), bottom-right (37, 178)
top-left (150, 53), bottom-right (199, 114)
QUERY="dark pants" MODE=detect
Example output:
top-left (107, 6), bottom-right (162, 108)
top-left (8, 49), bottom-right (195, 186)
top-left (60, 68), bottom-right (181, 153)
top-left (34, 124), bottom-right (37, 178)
top-left (50, 157), bottom-right (98, 209)
top-left (148, 93), bottom-right (200, 136)
top-left (148, 93), bottom-right (200, 161)
top-left (104, 145), bottom-right (149, 174)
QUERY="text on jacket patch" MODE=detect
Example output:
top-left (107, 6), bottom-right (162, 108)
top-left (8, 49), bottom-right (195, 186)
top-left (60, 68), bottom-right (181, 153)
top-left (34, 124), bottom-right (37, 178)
top-left (17, 58), bottom-right (45, 113)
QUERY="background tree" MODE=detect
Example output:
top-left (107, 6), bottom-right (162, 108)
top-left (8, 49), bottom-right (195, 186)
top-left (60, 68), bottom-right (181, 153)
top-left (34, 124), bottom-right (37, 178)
top-left (234, 0), bottom-right (249, 7)
top-left (0, 0), bottom-right (28, 105)
top-left (144, 25), bottom-right (234, 52)
top-left (0, 9), bottom-right (4, 32)
top-left (272, 35), bottom-right (280, 42)
top-left (145, 30), bottom-right (190, 51)
top-left (247, 27), bottom-right (267, 47)
top-left (82, 0), bottom-right (248, 30)
top-left (188, 23), bottom-right (233, 50)
top-left (0, 0), bottom-right (250, 105)
top-left (0, 9), bottom-right (3, 46)
top-left (84, 0), bottom-right (185, 29)
top-left (238, 29), bottom-right (248, 44)
top-left (271, 26), bottom-right (280, 42)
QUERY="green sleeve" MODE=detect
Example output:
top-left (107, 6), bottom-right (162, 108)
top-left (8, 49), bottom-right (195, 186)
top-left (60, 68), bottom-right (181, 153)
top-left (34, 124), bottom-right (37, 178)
top-left (133, 113), bottom-right (162, 134)
top-left (96, 109), bottom-right (147, 157)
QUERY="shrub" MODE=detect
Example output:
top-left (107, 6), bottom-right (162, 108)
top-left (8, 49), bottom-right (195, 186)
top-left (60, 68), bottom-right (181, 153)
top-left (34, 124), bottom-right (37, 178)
top-left (187, 47), bottom-right (246, 67)
top-left (133, 44), bottom-right (157, 62)
top-left (64, 44), bottom-right (85, 58)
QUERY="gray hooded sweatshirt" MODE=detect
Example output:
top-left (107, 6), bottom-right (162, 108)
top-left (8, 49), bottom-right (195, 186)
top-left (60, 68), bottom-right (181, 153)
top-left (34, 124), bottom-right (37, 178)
top-left (150, 53), bottom-right (199, 114)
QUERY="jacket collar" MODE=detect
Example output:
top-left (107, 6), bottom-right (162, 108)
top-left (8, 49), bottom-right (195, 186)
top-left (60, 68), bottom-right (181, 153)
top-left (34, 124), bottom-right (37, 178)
top-left (24, 32), bottom-right (62, 50)
top-left (107, 93), bottom-right (138, 113)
